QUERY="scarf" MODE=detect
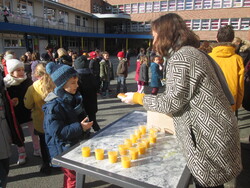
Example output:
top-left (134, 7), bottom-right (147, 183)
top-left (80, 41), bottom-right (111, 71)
top-left (3, 74), bottom-right (27, 88)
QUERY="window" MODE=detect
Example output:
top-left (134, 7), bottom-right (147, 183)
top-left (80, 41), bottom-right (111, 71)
top-left (75, 15), bottom-right (80, 26)
top-left (220, 18), bottom-right (229, 27)
top-left (124, 4), bottom-right (131, 14)
top-left (230, 18), bottom-right (240, 30)
top-left (177, 0), bottom-right (184, 10)
top-left (139, 3), bottom-right (145, 13)
top-left (201, 19), bottom-right (210, 30)
top-left (118, 5), bottom-right (124, 13)
top-left (112, 5), bottom-right (118, 14)
top-left (83, 17), bottom-right (88, 27)
top-left (223, 0), bottom-right (232, 8)
top-left (131, 3), bottom-right (138, 14)
top-left (153, 2), bottom-right (160, 12)
top-left (213, 0), bottom-right (222, 8)
top-left (169, 0), bottom-right (176, 11)
top-left (17, 0), bottom-right (33, 15)
top-left (211, 19), bottom-right (220, 30)
top-left (194, 0), bottom-right (203, 9)
top-left (240, 18), bottom-right (250, 30)
top-left (131, 22), bottom-right (138, 32)
top-left (4, 39), bottom-right (24, 47)
top-left (185, 20), bottom-right (192, 29)
top-left (145, 2), bottom-right (153, 12)
top-left (243, 0), bottom-right (250, 7)
top-left (203, 0), bottom-right (212, 9)
top-left (44, 7), bottom-right (55, 20)
top-left (144, 22), bottom-right (151, 31)
top-left (192, 19), bottom-right (201, 30)
top-left (233, 0), bottom-right (243, 7)
top-left (185, 0), bottom-right (193, 10)
top-left (160, 1), bottom-right (168, 11)
top-left (138, 22), bottom-right (144, 32)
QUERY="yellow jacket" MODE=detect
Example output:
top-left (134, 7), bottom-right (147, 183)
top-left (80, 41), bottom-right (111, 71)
top-left (209, 44), bottom-right (244, 111)
top-left (24, 80), bottom-right (45, 133)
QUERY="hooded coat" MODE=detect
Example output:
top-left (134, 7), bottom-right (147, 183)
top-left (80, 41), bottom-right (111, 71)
top-left (209, 43), bottom-right (244, 111)
top-left (24, 79), bottom-right (45, 133)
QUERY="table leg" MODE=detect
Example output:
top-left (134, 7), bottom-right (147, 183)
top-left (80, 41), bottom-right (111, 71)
top-left (76, 172), bottom-right (86, 188)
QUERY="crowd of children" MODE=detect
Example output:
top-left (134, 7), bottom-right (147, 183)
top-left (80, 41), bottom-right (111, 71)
top-left (0, 45), bottom-right (167, 188)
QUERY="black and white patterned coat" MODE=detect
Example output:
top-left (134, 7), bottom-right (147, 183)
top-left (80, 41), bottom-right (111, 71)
top-left (143, 46), bottom-right (242, 187)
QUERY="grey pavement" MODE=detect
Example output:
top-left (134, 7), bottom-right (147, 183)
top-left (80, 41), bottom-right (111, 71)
top-left (6, 56), bottom-right (250, 188)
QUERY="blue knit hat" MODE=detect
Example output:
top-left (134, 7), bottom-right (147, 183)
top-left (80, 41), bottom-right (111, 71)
top-left (46, 62), bottom-right (77, 93)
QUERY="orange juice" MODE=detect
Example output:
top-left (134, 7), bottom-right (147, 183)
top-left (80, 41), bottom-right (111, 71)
top-left (118, 145), bottom-right (128, 155)
top-left (82, 146), bottom-right (91, 157)
top-left (141, 138), bottom-right (150, 148)
top-left (121, 155), bottom-right (131, 168)
top-left (149, 133), bottom-right (157, 144)
top-left (129, 147), bottom-right (138, 160)
top-left (108, 151), bottom-right (118, 163)
top-left (124, 139), bottom-right (132, 147)
top-left (138, 142), bottom-right (146, 155)
top-left (139, 125), bottom-right (147, 135)
top-left (130, 134), bottom-right (137, 144)
top-left (95, 149), bottom-right (104, 160)
top-left (134, 129), bottom-right (142, 139)
top-left (149, 128), bottom-right (158, 134)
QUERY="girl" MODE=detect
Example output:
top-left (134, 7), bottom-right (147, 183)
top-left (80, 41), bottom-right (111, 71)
top-left (150, 55), bottom-right (163, 95)
top-left (4, 59), bottom-right (40, 165)
top-left (43, 62), bottom-right (93, 187)
top-left (121, 13), bottom-right (241, 188)
top-left (138, 55), bottom-right (149, 93)
top-left (24, 63), bottom-right (55, 175)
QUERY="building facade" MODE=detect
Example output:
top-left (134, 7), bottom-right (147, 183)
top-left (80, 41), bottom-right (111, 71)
top-left (58, 0), bottom-right (250, 41)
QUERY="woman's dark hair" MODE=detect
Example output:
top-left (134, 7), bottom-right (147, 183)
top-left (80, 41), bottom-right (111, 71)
top-left (217, 25), bottom-right (234, 42)
top-left (151, 13), bottom-right (200, 57)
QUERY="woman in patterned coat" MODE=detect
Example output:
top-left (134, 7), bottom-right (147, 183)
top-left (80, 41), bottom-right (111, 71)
top-left (120, 13), bottom-right (242, 188)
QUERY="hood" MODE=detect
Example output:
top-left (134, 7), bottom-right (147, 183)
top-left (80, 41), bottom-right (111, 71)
top-left (44, 92), bottom-right (58, 102)
top-left (239, 40), bottom-right (250, 53)
top-left (33, 80), bottom-right (44, 96)
top-left (211, 43), bottom-right (236, 58)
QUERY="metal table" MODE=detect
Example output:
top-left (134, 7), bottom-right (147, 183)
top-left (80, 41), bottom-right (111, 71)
top-left (52, 111), bottom-right (191, 188)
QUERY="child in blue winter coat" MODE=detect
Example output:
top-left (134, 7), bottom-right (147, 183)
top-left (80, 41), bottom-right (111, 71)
top-left (150, 55), bottom-right (163, 95)
top-left (43, 62), bottom-right (93, 188)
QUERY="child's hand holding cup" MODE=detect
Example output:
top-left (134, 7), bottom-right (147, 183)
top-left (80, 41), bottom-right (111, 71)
top-left (81, 117), bottom-right (93, 131)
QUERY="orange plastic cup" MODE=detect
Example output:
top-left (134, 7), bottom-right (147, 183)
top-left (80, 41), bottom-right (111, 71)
top-left (139, 125), bottom-right (147, 135)
top-left (95, 148), bottom-right (104, 160)
top-left (130, 134), bottom-right (137, 144)
top-left (141, 138), bottom-right (150, 148)
top-left (134, 129), bottom-right (142, 139)
top-left (129, 147), bottom-right (138, 160)
top-left (124, 139), bottom-right (132, 147)
top-left (118, 145), bottom-right (129, 155)
top-left (121, 155), bottom-right (131, 168)
top-left (149, 133), bottom-right (157, 144)
top-left (108, 151), bottom-right (118, 163)
top-left (137, 142), bottom-right (146, 155)
top-left (82, 146), bottom-right (91, 157)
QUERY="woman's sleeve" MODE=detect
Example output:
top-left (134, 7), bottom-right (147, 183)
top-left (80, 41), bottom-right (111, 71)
top-left (24, 86), bottom-right (34, 109)
top-left (143, 57), bottom-right (199, 114)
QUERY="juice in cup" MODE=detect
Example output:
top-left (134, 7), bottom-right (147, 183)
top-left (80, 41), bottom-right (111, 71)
top-left (134, 129), bottom-right (142, 139)
top-left (130, 134), bottom-right (137, 144)
top-left (124, 139), bottom-right (132, 147)
top-left (149, 127), bottom-right (158, 134)
top-left (95, 148), bottom-right (104, 160)
top-left (149, 132), bottom-right (157, 144)
top-left (82, 146), bottom-right (91, 157)
top-left (118, 144), bottom-right (128, 155)
top-left (137, 142), bottom-right (146, 155)
top-left (139, 125), bottom-right (147, 135)
top-left (129, 147), bottom-right (138, 160)
top-left (121, 155), bottom-right (131, 168)
top-left (141, 138), bottom-right (150, 148)
top-left (108, 151), bottom-right (118, 163)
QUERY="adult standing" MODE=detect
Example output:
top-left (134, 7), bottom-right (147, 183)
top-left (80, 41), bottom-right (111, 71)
top-left (209, 25), bottom-right (244, 113)
top-left (120, 13), bottom-right (242, 188)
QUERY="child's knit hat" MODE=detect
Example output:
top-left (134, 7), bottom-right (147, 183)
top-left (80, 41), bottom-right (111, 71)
top-left (117, 51), bottom-right (125, 58)
top-left (6, 59), bottom-right (24, 73)
top-left (46, 62), bottom-right (77, 93)
top-left (89, 51), bottom-right (97, 59)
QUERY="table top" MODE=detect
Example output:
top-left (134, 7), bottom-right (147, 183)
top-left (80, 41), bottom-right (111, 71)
top-left (53, 111), bottom-right (188, 188)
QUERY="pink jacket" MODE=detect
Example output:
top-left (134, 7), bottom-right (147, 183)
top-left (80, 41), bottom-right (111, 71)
top-left (135, 60), bottom-right (141, 81)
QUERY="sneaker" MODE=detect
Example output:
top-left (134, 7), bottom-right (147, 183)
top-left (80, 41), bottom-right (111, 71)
top-left (17, 153), bottom-right (26, 165)
top-left (33, 149), bottom-right (42, 157)
top-left (240, 136), bottom-right (250, 144)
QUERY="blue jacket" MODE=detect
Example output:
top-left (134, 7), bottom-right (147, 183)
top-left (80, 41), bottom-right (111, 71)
top-left (42, 92), bottom-right (85, 161)
top-left (150, 62), bottom-right (162, 88)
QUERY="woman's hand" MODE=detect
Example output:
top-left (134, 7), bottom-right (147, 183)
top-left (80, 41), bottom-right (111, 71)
top-left (12, 97), bottom-right (19, 106)
top-left (81, 117), bottom-right (93, 131)
top-left (121, 92), bottom-right (135, 105)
